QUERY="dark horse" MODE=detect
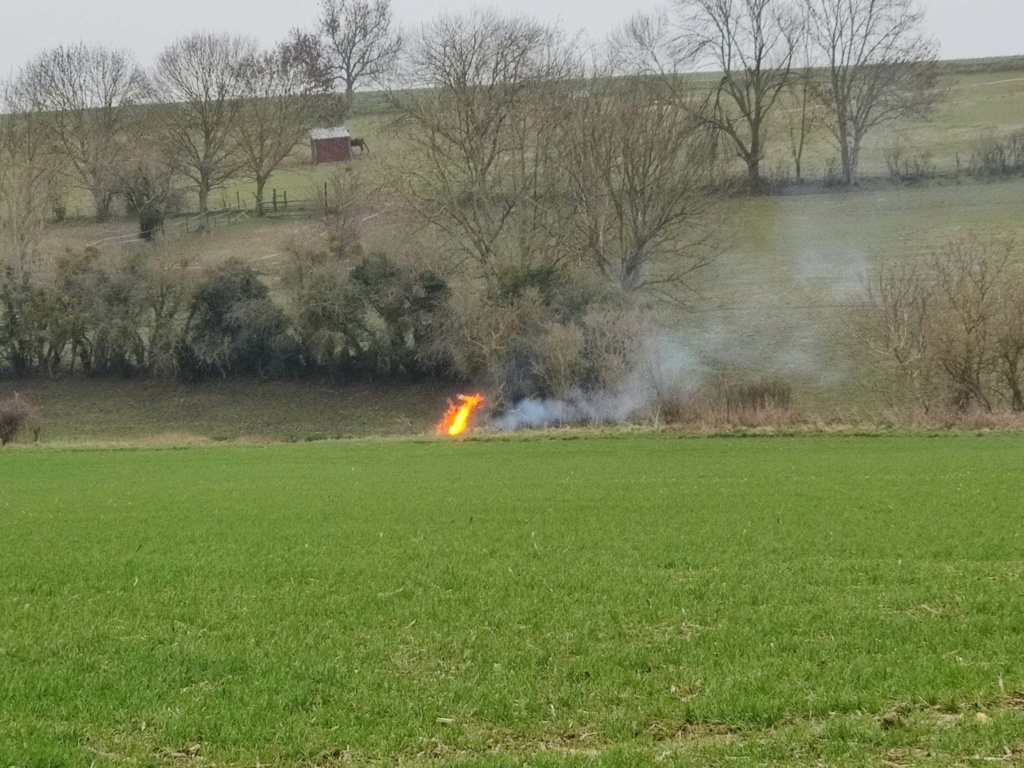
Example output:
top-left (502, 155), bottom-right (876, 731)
top-left (350, 138), bottom-right (370, 154)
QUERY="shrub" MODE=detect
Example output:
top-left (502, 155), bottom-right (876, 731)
top-left (350, 253), bottom-right (451, 377)
top-left (862, 232), bottom-right (1024, 413)
top-left (884, 143), bottom-right (937, 183)
top-left (177, 261), bottom-right (291, 380)
top-left (0, 394), bottom-right (40, 446)
top-left (969, 131), bottom-right (1024, 178)
top-left (650, 378), bottom-right (804, 431)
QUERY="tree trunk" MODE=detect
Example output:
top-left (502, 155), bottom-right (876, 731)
top-left (345, 82), bottom-right (355, 116)
top-left (255, 177), bottom-right (266, 217)
top-left (746, 152), bottom-right (762, 193)
top-left (197, 181), bottom-right (210, 233)
top-left (746, 130), bottom-right (763, 192)
top-left (1007, 358), bottom-right (1024, 411)
top-left (93, 188), bottom-right (112, 222)
top-left (1011, 379), bottom-right (1024, 412)
top-left (849, 131), bottom-right (863, 186)
top-left (839, 129), bottom-right (853, 186)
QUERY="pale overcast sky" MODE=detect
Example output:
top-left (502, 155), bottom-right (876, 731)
top-left (1, 0), bottom-right (1021, 75)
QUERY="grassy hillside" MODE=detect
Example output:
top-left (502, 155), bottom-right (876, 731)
top-left (13, 58), bottom-right (1024, 439)
top-left (45, 59), bottom-right (1024, 220)
top-left (4, 435), bottom-right (1024, 765)
top-left (0, 379), bottom-right (454, 443)
top-left (23, 174), bottom-right (1024, 439)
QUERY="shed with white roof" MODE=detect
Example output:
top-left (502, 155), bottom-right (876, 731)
top-left (310, 127), bottom-right (352, 164)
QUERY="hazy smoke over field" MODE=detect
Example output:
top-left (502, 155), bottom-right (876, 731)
top-left (489, 212), bottom-right (871, 431)
top-left (490, 389), bottom-right (655, 431)
top-left (489, 337), bottom-right (704, 431)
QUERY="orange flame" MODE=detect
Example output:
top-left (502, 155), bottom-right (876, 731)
top-left (437, 394), bottom-right (485, 437)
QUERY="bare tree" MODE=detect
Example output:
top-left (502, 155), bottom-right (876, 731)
top-left (559, 71), bottom-right (722, 292)
top-left (608, 10), bottom-right (679, 78)
top-left (863, 234), bottom-right (1022, 413)
top-left (150, 33), bottom-right (255, 215)
top-left (118, 138), bottom-right (180, 241)
top-left (390, 10), bottom-right (577, 278)
top-left (0, 80), bottom-right (58, 271)
top-left (929, 234), bottom-right (1007, 412)
top-left (994, 262), bottom-right (1024, 412)
top-left (674, 0), bottom-right (802, 192)
top-left (19, 44), bottom-right (147, 221)
top-left (289, 0), bottom-right (402, 117)
top-left (236, 47), bottom-right (310, 216)
top-left (784, 36), bottom-right (818, 183)
top-left (805, 0), bottom-right (941, 185)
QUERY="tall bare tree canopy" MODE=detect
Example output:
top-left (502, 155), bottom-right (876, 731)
top-left (805, 0), bottom-right (941, 185)
top-left (150, 33), bottom-right (256, 214)
top-left (17, 44), bottom-right (147, 221)
top-left (675, 0), bottom-right (802, 192)
top-left (559, 72), bottom-right (721, 292)
top-left (236, 47), bottom-right (310, 216)
top-left (287, 0), bottom-right (401, 117)
top-left (392, 10), bottom-right (721, 294)
top-left (391, 11), bottom-right (576, 276)
top-left (0, 82), bottom-right (58, 270)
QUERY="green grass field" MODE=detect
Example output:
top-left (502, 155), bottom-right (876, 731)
top-left (4, 435), bottom-right (1024, 766)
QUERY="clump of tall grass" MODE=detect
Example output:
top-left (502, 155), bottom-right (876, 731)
top-left (653, 377), bottom-right (809, 431)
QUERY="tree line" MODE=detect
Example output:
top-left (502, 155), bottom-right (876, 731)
top-left (0, 0), bottom-right (400, 242)
top-left (0, 0), bottom-right (958, 411)
top-left (0, 0), bottom-right (942, 229)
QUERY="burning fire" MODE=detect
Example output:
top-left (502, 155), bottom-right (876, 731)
top-left (437, 394), bottom-right (485, 437)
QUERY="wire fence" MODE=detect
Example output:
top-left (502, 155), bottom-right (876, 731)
top-left (86, 186), bottom-right (328, 250)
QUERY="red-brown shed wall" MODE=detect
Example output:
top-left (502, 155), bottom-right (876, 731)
top-left (312, 137), bottom-right (352, 164)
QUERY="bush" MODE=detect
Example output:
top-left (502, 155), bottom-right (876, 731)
top-left (0, 394), bottom-right (40, 445)
top-left (885, 143), bottom-right (937, 183)
top-left (650, 377), bottom-right (804, 431)
top-left (176, 261), bottom-right (292, 380)
top-left (350, 253), bottom-right (451, 377)
top-left (862, 232), bottom-right (1024, 413)
top-left (969, 131), bottom-right (1024, 178)
top-left (0, 249), bottom-right (193, 380)
top-left (283, 240), bottom-right (453, 380)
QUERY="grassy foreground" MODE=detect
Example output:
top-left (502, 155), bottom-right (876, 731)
top-left (3, 435), bottom-right (1024, 766)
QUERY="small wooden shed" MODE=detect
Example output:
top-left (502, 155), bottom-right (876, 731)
top-left (310, 127), bottom-right (352, 165)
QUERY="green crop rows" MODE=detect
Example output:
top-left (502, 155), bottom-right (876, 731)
top-left (3, 434), bottom-right (1024, 765)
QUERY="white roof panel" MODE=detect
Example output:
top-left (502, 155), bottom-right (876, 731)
top-left (310, 127), bottom-right (351, 140)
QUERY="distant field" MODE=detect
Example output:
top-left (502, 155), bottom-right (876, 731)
top-left (680, 178), bottom-right (1024, 406)
top-left (3, 435), bottom-right (1024, 766)
top-left (760, 66), bottom-right (1024, 180)
top-left (44, 59), bottom-right (1024, 220)
top-left (0, 379), bottom-right (453, 443)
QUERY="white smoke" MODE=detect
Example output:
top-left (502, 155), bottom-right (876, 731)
top-left (489, 390), bottom-right (641, 431)
top-left (489, 336), bottom-right (704, 431)
top-left (488, 206), bottom-right (872, 432)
